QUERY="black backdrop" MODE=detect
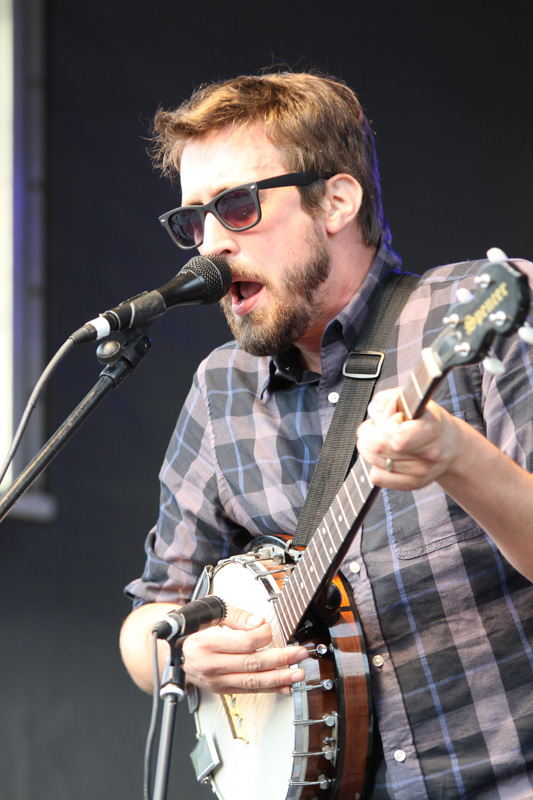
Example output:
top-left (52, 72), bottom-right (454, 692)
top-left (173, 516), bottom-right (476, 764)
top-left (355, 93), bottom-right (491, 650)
top-left (1, 1), bottom-right (532, 798)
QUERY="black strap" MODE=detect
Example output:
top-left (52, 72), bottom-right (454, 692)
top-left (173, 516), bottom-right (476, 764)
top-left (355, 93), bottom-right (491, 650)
top-left (292, 271), bottom-right (420, 548)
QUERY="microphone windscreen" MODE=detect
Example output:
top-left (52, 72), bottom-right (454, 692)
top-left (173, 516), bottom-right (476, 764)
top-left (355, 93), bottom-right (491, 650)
top-left (181, 255), bottom-right (232, 304)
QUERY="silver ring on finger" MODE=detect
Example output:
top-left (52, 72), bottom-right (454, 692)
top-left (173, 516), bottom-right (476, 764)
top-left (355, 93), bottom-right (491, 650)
top-left (385, 457), bottom-right (394, 473)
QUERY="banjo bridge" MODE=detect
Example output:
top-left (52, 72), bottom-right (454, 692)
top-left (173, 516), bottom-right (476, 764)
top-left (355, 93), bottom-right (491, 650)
top-left (221, 694), bottom-right (250, 743)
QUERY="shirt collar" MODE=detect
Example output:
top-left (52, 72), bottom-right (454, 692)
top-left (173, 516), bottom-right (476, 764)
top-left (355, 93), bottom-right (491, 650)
top-left (329, 240), bottom-right (402, 352)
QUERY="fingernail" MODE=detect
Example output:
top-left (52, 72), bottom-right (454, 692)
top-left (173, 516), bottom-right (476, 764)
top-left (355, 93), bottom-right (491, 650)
top-left (245, 614), bottom-right (264, 627)
top-left (290, 647), bottom-right (308, 662)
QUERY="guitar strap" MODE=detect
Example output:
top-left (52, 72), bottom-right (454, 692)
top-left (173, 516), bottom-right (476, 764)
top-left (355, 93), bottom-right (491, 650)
top-left (291, 270), bottom-right (421, 548)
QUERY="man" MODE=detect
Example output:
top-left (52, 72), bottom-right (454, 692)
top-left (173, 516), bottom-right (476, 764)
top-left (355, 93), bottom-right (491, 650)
top-left (120, 72), bottom-right (533, 798)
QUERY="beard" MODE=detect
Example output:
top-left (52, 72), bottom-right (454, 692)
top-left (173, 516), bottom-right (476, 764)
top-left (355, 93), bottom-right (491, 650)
top-left (220, 229), bottom-right (331, 357)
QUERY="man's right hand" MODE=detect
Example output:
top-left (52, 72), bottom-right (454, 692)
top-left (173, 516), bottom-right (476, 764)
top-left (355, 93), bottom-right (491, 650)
top-left (120, 601), bottom-right (308, 695)
top-left (181, 604), bottom-right (308, 695)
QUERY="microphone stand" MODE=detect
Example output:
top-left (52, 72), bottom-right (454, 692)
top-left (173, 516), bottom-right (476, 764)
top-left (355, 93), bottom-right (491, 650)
top-left (0, 329), bottom-right (152, 523)
top-left (152, 640), bottom-right (187, 800)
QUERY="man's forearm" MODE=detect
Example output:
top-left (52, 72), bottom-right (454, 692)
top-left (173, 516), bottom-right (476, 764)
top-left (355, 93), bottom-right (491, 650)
top-left (438, 416), bottom-right (533, 581)
top-left (120, 602), bottom-right (178, 693)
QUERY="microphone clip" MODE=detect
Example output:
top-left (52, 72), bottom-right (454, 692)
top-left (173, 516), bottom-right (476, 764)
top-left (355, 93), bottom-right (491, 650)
top-left (96, 330), bottom-right (152, 368)
top-left (152, 596), bottom-right (228, 643)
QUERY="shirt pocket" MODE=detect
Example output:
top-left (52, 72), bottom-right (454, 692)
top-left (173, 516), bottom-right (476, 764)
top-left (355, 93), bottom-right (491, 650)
top-left (391, 407), bottom-right (487, 558)
top-left (392, 506), bottom-right (485, 560)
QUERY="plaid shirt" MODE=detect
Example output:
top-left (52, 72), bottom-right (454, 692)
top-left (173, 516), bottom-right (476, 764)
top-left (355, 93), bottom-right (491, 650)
top-left (126, 243), bottom-right (533, 799)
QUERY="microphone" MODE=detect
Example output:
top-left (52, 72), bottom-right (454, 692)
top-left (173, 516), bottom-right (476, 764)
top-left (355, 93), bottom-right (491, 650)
top-left (152, 596), bottom-right (228, 642)
top-left (69, 255), bottom-right (232, 344)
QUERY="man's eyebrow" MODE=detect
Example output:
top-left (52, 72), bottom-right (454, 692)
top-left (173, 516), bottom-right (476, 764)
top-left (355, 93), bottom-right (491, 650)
top-left (181, 182), bottom-right (237, 207)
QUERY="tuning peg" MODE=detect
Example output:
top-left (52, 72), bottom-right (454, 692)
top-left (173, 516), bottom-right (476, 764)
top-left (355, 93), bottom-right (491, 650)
top-left (486, 247), bottom-right (509, 262)
top-left (456, 288), bottom-right (474, 303)
top-left (489, 310), bottom-right (509, 327)
top-left (474, 273), bottom-right (492, 289)
top-left (443, 312), bottom-right (460, 327)
top-left (483, 355), bottom-right (505, 375)
top-left (454, 342), bottom-right (472, 357)
top-left (518, 322), bottom-right (533, 345)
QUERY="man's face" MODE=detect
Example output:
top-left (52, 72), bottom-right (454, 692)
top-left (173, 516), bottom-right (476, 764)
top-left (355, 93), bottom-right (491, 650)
top-left (179, 125), bottom-right (332, 358)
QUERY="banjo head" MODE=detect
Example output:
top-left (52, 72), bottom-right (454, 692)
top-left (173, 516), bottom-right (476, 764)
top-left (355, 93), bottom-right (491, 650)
top-left (191, 557), bottom-right (308, 800)
top-left (190, 545), bottom-right (371, 800)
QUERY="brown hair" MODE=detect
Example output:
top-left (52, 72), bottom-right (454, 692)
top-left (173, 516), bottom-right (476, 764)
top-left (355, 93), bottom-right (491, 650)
top-left (151, 71), bottom-right (390, 246)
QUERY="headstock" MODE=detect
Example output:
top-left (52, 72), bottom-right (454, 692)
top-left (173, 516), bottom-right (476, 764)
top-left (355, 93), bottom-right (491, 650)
top-left (429, 249), bottom-right (532, 375)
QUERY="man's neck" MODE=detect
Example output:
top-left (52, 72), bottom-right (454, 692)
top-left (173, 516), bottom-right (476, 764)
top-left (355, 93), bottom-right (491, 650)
top-left (296, 341), bottom-right (323, 374)
top-left (295, 242), bottom-right (378, 374)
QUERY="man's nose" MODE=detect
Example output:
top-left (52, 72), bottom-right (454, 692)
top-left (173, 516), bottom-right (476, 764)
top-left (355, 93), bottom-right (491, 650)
top-left (199, 211), bottom-right (238, 256)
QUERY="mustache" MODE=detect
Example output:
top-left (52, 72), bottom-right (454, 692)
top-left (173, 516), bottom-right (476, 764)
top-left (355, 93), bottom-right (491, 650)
top-left (226, 264), bottom-right (274, 292)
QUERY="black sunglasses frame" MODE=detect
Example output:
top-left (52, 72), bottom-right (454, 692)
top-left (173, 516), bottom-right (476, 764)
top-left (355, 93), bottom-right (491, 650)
top-left (159, 171), bottom-right (331, 250)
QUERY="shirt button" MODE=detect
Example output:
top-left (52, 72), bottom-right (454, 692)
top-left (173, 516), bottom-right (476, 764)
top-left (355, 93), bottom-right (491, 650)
top-left (372, 655), bottom-right (384, 668)
top-left (328, 391), bottom-right (339, 404)
top-left (393, 749), bottom-right (407, 763)
top-left (349, 561), bottom-right (361, 574)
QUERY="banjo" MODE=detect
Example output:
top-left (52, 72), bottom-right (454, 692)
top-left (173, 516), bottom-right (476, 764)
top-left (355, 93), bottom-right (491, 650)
top-left (187, 256), bottom-right (531, 800)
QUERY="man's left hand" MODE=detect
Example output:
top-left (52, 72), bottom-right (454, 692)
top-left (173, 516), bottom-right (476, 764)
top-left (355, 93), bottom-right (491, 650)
top-left (356, 388), bottom-right (460, 490)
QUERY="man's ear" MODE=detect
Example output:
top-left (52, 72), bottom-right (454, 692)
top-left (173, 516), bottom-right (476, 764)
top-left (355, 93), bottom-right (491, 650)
top-left (321, 174), bottom-right (363, 234)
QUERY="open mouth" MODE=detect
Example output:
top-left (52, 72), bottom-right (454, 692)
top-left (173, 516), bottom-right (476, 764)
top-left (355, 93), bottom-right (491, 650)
top-left (232, 280), bottom-right (263, 301)
top-left (230, 279), bottom-right (265, 315)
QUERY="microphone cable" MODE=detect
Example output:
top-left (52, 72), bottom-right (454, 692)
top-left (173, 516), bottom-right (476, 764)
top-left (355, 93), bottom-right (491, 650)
top-left (0, 337), bottom-right (75, 485)
top-left (143, 630), bottom-right (163, 800)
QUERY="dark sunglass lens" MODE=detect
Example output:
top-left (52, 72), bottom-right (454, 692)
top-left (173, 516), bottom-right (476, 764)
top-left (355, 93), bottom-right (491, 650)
top-left (216, 188), bottom-right (258, 229)
top-left (170, 209), bottom-right (203, 246)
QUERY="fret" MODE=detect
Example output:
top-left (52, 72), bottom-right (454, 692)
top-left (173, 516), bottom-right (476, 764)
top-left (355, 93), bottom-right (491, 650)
top-left (281, 576), bottom-right (301, 625)
top-left (343, 475), bottom-right (361, 517)
top-left (400, 378), bottom-right (419, 420)
top-left (358, 458), bottom-right (373, 490)
top-left (402, 350), bottom-right (443, 419)
top-left (349, 468), bottom-right (366, 505)
top-left (321, 517), bottom-right (338, 559)
top-left (277, 589), bottom-right (294, 637)
top-left (303, 542), bottom-right (320, 593)
top-left (334, 498), bottom-right (349, 531)
top-left (282, 572), bottom-right (308, 640)
top-left (291, 574), bottom-right (308, 614)
top-left (306, 542), bottom-right (323, 593)
top-left (275, 599), bottom-right (291, 642)
top-left (280, 587), bottom-right (306, 634)
top-left (321, 508), bottom-right (337, 547)
top-left (338, 486), bottom-right (354, 517)
top-left (311, 532), bottom-right (328, 574)
top-left (286, 593), bottom-right (300, 636)
top-left (296, 560), bottom-right (315, 605)
top-left (331, 506), bottom-right (343, 540)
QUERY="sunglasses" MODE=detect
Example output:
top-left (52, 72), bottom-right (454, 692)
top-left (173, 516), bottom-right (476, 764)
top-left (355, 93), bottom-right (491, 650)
top-left (158, 171), bottom-right (330, 250)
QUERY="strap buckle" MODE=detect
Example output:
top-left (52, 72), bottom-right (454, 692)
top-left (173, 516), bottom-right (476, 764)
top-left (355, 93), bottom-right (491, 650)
top-left (342, 350), bottom-right (385, 380)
